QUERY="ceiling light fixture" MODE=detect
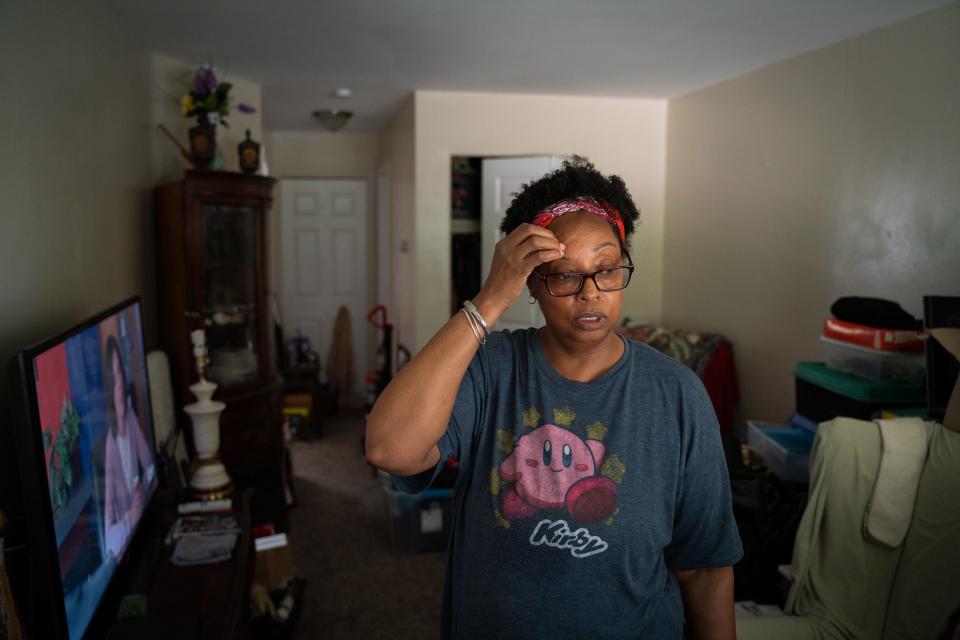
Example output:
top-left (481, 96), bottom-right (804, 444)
top-left (313, 109), bottom-right (353, 133)
top-left (332, 87), bottom-right (352, 99)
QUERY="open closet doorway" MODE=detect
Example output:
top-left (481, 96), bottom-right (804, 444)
top-left (279, 179), bottom-right (368, 403)
top-left (450, 155), bottom-right (563, 332)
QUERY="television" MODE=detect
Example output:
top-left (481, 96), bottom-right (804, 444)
top-left (7, 297), bottom-right (158, 639)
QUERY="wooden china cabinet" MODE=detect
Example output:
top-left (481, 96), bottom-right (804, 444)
top-left (155, 170), bottom-right (286, 527)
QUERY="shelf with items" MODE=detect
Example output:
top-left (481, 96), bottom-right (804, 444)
top-left (204, 306), bottom-right (256, 327)
top-left (155, 170), bottom-right (286, 532)
top-left (451, 218), bottom-right (481, 235)
top-left (450, 156), bottom-right (483, 316)
top-left (451, 156), bottom-right (481, 220)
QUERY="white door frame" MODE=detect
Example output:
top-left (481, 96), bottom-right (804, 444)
top-left (480, 155), bottom-right (564, 331)
top-left (377, 163), bottom-right (392, 310)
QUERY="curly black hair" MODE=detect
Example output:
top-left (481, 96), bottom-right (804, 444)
top-left (499, 156), bottom-right (640, 245)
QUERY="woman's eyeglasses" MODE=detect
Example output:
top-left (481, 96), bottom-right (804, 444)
top-left (532, 253), bottom-right (635, 297)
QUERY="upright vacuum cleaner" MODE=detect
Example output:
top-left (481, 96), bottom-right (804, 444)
top-left (365, 304), bottom-right (394, 412)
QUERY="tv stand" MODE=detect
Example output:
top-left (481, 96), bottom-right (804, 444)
top-left (109, 489), bottom-right (253, 639)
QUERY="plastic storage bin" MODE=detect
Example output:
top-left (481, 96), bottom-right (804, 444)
top-left (822, 318), bottom-right (925, 352)
top-left (821, 336), bottom-right (925, 385)
top-left (794, 362), bottom-right (925, 423)
top-left (747, 421), bottom-right (814, 483)
top-left (790, 412), bottom-right (820, 435)
top-left (381, 474), bottom-right (454, 555)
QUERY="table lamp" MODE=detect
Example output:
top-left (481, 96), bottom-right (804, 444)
top-left (185, 330), bottom-right (232, 499)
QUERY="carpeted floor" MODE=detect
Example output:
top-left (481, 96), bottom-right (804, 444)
top-left (288, 410), bottom-right (445, 639)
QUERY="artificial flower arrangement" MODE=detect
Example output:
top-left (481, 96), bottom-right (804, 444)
top-left (181, 63), bottom-right (255, 127)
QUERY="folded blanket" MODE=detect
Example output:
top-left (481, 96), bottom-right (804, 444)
top-left (863, 417), bottom-right (931, 548)
top-left (617, 323), bottom-right (729, 377)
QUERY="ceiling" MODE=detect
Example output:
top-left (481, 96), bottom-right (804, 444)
top-left (111, 0), bottom-right (951, 132)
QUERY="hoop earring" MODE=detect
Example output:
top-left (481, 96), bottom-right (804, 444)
top-left (528, 295), bottom-right (536, 304)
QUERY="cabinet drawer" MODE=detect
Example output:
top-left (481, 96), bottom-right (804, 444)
top-left (221, 392), bottom-right (282, 468)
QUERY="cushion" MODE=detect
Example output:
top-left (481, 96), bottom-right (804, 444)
top-left (882, 424), bottom-right (960, 639)
top-left (864, 418), bottom-right (930, 548)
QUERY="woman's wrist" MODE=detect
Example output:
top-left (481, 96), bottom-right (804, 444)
top-left (470, 291), bottom-right (507, 329)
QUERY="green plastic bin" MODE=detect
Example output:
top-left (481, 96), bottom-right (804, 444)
top-left (794, 362), bottom-right (925, 423)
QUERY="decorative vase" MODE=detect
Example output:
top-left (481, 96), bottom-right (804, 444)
top-left (238, 129), bottom-right (260, 175)
top-left (188, 113), bottom-right (217, 169)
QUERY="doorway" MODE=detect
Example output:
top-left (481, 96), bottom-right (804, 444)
top-left (279, 179), bottom-right (368, 401)
top-left (449, 155), bottom-right (563, 331)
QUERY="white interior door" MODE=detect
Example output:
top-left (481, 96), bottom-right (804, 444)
top-left (482, 156), bottom-right (564, 331)
top-left (280, 179), bottom-right (368, 397)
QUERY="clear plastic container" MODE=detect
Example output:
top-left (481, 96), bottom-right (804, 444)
top-left (821, 336), bottom-right (925, 385)
top-left (379, 472), bottom-right (453, 555)
top-left (747, 421), bottom-right (814, 483)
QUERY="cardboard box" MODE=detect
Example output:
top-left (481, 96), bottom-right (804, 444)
top-left (283, 393), bottom-right (313, 412)
top-left (254, 534), bottom-right (294, 591)
top-left (930, 329), bottom-right (960, 432)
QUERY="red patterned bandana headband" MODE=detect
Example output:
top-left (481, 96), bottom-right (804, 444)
top-left (531, 196), bottom-right (626, 241)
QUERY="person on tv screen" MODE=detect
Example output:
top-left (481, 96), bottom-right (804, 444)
top-left (102, 335), bottom-right (155, 559)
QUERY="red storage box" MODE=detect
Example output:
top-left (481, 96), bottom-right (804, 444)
top-left (823, 318), bottom-right (925, 352)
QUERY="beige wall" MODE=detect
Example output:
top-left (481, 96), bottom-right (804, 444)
top-left (0, 1), bottom-right (153, 518)
top-left (0, 1), bottom-right (154, 368)
top-left (265, 130), bottom-right (378, 179)
top-left (262, 130), bottom-right (379, 297)
top-left (414, 90), bottom-right (667, 349)
top-left (663, 3), bottom-right (960, 424)
top-left (151, 53), bottom-right (263, 184)
top-left (377, 98), bottom-right (418, 352)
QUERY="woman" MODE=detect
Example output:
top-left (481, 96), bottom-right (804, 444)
top-left (367, 157), bottom-right (742, 639)
top-left (102, 335), bottom-right (155, 559)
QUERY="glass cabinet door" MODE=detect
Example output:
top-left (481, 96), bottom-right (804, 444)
top-left (201, 204), bottom-right (260, 388)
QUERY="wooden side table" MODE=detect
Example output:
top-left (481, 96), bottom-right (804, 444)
top-left (138, 489), bottom-right (254, 639)
top-left (280, 365), bottom-right (324, 439)
top-left (280, 364), bottom-right (320, 387)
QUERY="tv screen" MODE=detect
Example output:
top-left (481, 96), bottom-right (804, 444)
top-left (8, 297), bottom-right (158, 639)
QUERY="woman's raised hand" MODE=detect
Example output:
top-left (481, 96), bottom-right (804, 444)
top-left (475, 224), bottom-right (565, 318)
top-left (367, 226), bottom-right (562, 476)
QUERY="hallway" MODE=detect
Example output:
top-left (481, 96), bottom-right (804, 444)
top-left (289, 411), bottom-right (445, 639)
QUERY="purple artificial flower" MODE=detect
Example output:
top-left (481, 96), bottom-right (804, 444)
top-left (204, 67), bottom-right (218, 92)
top-left (238, 103), bottom-right (256, 114)
top-left (193, 65), bottom-right (218, 94)
top-left (192, 68), bottom-right (205, 93)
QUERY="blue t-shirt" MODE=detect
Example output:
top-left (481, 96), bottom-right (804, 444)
top-left (393, 328), bottom-right (743, 639)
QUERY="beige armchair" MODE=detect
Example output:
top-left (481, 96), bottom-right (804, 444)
top-left (737, 417), bottom-right (960, 640)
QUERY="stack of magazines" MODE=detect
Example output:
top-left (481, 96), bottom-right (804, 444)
top-left (166, 514), bottom-right (239, 566)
